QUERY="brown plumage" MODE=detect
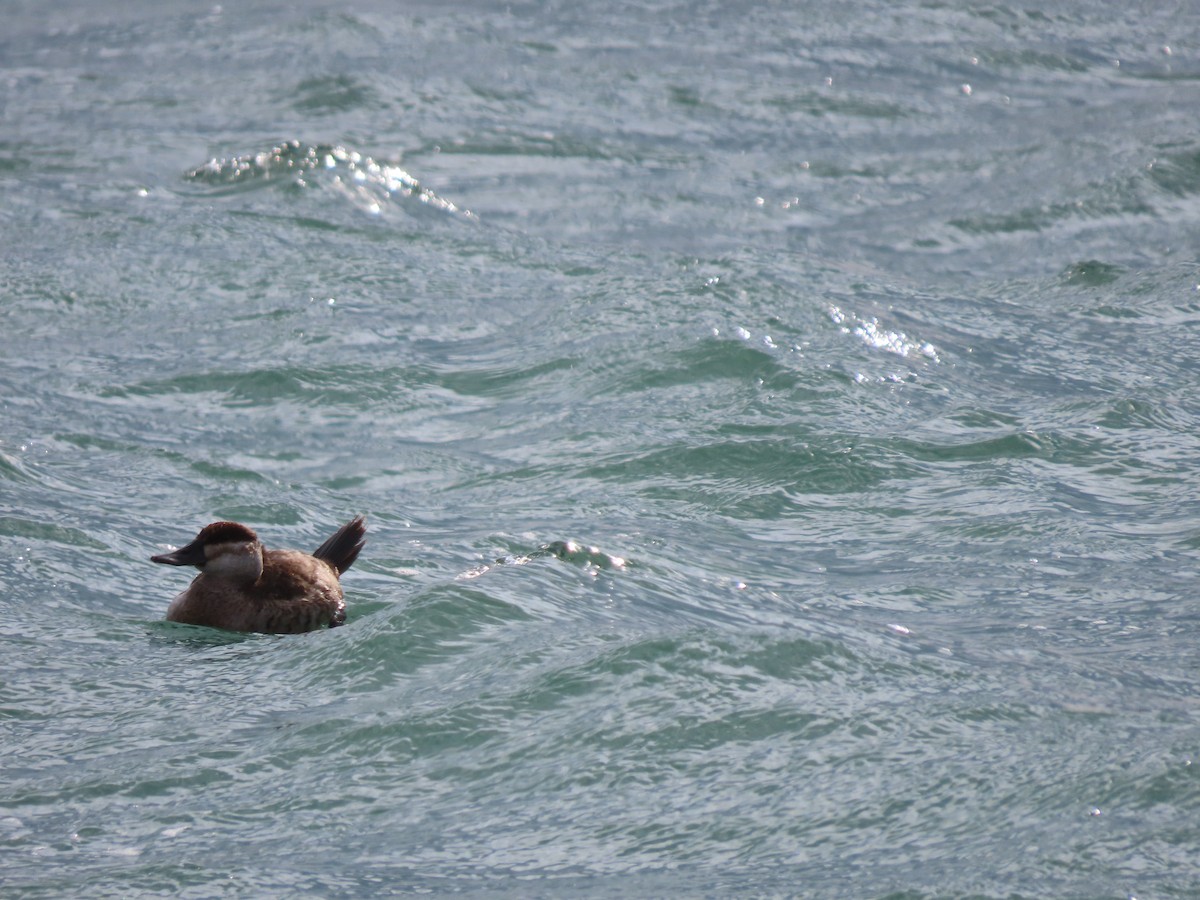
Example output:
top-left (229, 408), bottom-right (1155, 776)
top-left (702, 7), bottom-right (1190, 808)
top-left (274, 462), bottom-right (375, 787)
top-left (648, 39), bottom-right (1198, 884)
top-left (151, 517), bottom-right (366, 634)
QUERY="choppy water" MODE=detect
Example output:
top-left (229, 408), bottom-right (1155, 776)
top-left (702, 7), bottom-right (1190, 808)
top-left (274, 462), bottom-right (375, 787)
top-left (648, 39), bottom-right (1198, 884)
top-left (3, 1), bottom-right (1200, 897)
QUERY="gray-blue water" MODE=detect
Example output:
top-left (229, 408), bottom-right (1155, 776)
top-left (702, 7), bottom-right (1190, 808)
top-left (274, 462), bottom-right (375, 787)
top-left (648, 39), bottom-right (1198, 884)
top-left (3, 1), bottom-right (1200, 896)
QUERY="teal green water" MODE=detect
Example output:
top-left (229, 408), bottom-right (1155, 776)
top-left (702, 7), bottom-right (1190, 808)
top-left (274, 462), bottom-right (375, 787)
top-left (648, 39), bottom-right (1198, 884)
top-left (3, 2), bottom-right (1200, 897)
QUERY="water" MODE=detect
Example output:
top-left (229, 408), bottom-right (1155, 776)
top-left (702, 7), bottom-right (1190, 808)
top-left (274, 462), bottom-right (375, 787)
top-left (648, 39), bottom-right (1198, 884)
top-left (3, 1), bottom-right (1200, 896)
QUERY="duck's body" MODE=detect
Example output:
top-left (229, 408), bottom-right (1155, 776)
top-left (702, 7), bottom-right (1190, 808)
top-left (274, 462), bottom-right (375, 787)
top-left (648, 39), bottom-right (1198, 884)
top-left (151, 517), bottom-right (365, 634)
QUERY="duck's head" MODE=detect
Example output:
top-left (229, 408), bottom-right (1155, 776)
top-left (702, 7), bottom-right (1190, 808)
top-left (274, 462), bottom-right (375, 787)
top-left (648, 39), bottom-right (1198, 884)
top-left (151, 521), bottom-right (264, 582)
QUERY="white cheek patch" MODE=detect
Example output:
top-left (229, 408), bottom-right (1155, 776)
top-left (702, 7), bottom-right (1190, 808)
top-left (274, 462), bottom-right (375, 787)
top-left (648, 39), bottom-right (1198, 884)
top-left (204, 542), bottom-right (262, 579)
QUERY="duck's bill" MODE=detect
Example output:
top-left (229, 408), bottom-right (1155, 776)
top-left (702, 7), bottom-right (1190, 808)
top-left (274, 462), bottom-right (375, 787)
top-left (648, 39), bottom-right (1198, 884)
top-left (151, 541), bottom-right (205, 566)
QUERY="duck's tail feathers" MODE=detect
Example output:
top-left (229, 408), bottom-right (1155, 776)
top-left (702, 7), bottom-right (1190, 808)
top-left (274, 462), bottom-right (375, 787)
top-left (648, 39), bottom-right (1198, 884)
top-left (314, 515), bottom-right (367, 575)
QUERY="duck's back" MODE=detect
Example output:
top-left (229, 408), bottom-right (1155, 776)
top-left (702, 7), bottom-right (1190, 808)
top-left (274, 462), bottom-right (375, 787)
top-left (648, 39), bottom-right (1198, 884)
top-left (240, 550), bottom-right (347, 633)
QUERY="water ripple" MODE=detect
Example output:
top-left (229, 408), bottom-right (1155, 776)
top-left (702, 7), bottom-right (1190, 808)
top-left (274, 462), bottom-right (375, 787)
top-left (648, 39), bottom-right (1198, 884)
top-left (184, 140), bottom-right (475, 220)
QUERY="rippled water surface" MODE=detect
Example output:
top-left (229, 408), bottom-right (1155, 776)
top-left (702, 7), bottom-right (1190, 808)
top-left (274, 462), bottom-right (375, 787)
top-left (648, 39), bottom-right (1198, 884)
top-left (3, 1), bottom-right (1200, 897)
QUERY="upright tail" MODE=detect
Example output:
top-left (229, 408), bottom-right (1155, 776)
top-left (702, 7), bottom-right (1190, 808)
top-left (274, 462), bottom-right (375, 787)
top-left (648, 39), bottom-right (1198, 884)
top-left (313, 515), bottom-right (367, 575)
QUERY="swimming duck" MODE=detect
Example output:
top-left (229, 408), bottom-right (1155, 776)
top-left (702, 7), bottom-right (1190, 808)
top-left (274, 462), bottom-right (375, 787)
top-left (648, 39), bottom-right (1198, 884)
top-left (151, 516), bottom-right (366, 633)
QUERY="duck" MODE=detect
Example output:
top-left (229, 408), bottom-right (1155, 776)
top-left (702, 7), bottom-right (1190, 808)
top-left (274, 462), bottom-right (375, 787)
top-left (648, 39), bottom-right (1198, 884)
top-left (151, 516), bottom-right (366, 633)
